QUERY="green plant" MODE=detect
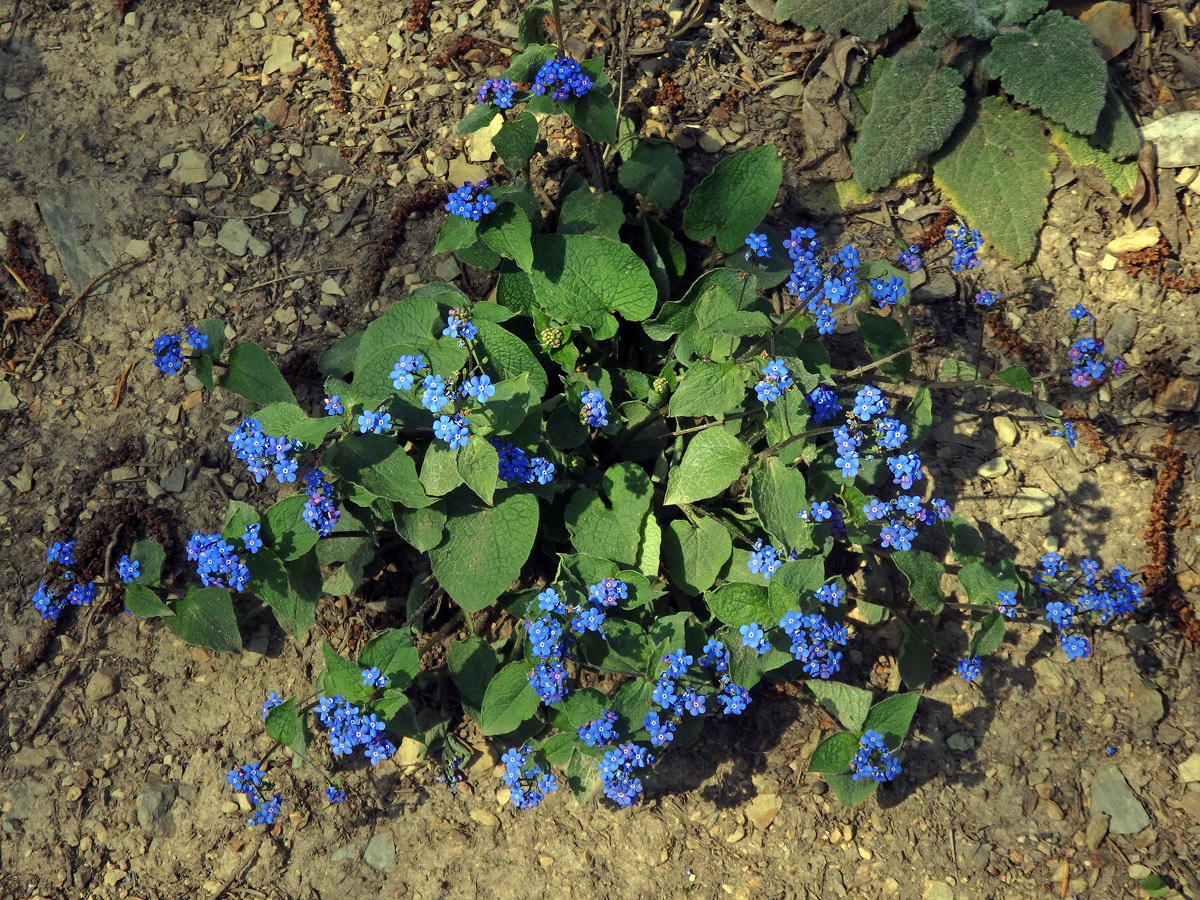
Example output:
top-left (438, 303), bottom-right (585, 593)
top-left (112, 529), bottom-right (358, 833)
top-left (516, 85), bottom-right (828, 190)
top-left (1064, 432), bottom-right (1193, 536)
top-left (775, 0), bottom-right (1140, 262)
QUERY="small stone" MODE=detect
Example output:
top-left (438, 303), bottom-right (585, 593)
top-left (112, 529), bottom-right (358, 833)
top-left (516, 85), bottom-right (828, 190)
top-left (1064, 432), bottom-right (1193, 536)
top-left (421, 82), bottom-right (451, 99)
top-left (725, 827), bottom-right (745, 843)
top-left (1155, 377), bottom-right (1199, 413)
top-left (206, 171), bottom-right (230, 189)
top-left (1085, 811), bottom-right (1109, 849)
top-left (1044, 799), bottom-right (1065, 821)
top-left (922, 882), bottom-right (953, 900)
top-left (435, 257), bottom-right (462, 282)
top-left (947, 732), bottom-right (976, 752)
top-left (394, 737), bottom-right (424, 768)
top-left (220, 800), bottom-right (239, 814)
top-left (1177, 752), bottom-right (1200, 783)
top-left (161, 464), bottom-right (188, 494)
top-left (1099, 253), bottom-right (1119, 270)
top-left (251, 158), bottom-right (271, 176)
top-left (274, 307), bottom-right (297, 325)
top-left (1106, 227), bottom-right (1161, 255)
top-left (129, 80), bottom-right (154, 99)
top-left (249, 188), bottom-right (281, 212)
top-left (698, 129), bottom-right (725, 153)
top-left (1032, 658), bottom-right (1066, 695)
top-left (303, 145), bottom-right (353, 177)
top-left (746, 793), bottom-right (781, 830)
top-left (85, 668), bottom-right (118, 701)
top-left (169, 149), bottom-right (212, 185)
top-left (124, 239), bottom-right (152, 260)
top-left (1104, 310), bottom-right (1137, 355)
top-left (447, 157), bottom-right (489, 186)
top-left (372, 134), bottom-right (399, 154)
top-left (136, 783), bottom-right (176, 836)
top-left (1128, 864), bottom-right (1152, 880)
top-left (262, 36), bottom-right (294, 76)
top-left (146, 481), bottom-right (166, 500)
top-left (1090, 766), bottom-right (1150, 834)
top-left (976, 457), bottom-right (1008, 479)
top-left (103, 867), bottom-right (125, 887)
top-left (470, 809), bottom-right (500, 827)
top-left (248, 10), bottom-right (265, 27)
top-left (1011, 487), bottom-right (1055, 517)
top-left (1131, 678), bottom-right (1165, 724)
top-left (1078, 1), bottom-right (1136, 60)
top-left (465, 112), bottom-right (503, 162)
top-left (216, 219), bottom-right (252, 256)
top-left (246, 235), bottom-right (272, 258)
top-left (363, 833), bottom-right (395, 873)
top-left (320, 277), bottom-right (345, 297)
top-left (993, 415), bottom-right (1018, 446)
top-left (538, 854), bottom-right (554, 867)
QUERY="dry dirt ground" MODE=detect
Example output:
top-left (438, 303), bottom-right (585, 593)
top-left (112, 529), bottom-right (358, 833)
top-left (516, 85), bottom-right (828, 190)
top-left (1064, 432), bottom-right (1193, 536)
top-left (1, 2), bottom-right (1199, 899)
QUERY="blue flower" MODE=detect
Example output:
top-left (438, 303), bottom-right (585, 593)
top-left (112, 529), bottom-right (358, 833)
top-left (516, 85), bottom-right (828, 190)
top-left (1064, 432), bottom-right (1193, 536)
top-left (361, 666), bottom-right (389, 689)
top-left (747, 539), bottom-right (782, 580)
top-left (851, 385), bottom-right (888, 421)
top-left (588, 578), bottom-right (627, 608)
top-left (718, 683), bottom-right (751, 715)
top-left (390, 354), bottom-right (427, 391)
top-left (420, 374), bottom-right (452, 412)
top-left (477, 77), bottom-right (516, 108)
top-left (739, 622), bottom-right (769, 655)
top-left (869, 275), bottom-right (905, 308)
top-left (152, 333), bottom-right (185, 375)
top-left (242, 523), bottom-right (263, 554)
top-left (744, 232), bottom-right (770, 258)
top-left (117, 556), bottom-right (141, 584)
top-left (974, 289), bottom-right (1001, 308)
top-left (850, 730), bottom-right (901, 782)
top-left (579, 710), bottom-right (619, 747)
top-left (444, 181), bottom-right (497, 220)
top-left (1059, 633), bottom-right (1091, 661)
top-left (645, 711), bottom-right (677, 746)
top-left (897, 244), bottom-right (923, 272)
top-left (1068, 303), bottom-right (1092, 321)
top-left (808, 500), bottom-right (833, 521)
top-left (323, 395), bottom-right (344, 416)
top-left (957, 655), bottom-right (982, 683)
top-left (755, 358), bottom-right (793, 404)
top-left (462, 374), bottom-right (495, 403)
top-left (47, 540), bottom-right (75, 566)
top-left (580, 389), bottom-right (609, 428)
top-left (531, 56), bottom-right (593, 101)
top-left (945, 224), bottom-right (982, 272)
top-left (432, 414), bottom-right (471, 449)
top-left (325, 786), bottom-right (346, 804)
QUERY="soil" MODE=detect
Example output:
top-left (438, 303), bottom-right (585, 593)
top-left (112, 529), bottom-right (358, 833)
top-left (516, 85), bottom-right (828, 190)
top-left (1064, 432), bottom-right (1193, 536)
top-left (1, 2), bottom-right (1199, 900)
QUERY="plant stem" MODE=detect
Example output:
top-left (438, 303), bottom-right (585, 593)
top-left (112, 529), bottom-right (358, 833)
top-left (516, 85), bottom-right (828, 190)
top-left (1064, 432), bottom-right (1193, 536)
top-left (549, 0), bottom-right (567, 56)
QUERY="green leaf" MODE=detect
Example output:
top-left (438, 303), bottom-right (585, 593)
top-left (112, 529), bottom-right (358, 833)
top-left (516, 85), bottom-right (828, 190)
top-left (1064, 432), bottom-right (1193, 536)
top-left (123, 584), bottom-right (173, 617)
top-left (253, 401), bottom-right (336, 447)
top-left (448, 634), bottom-right (499, 710)
top-left (986, 11), bottom-right (1108, 135)
top-left (862, 693), bottom-right (919, 746)
top-left (995, 364), bottom-right (1034, 393)
top-left (945, 514), bottom-right (986, 563)
top-left (359, 628), bottom-right (419, 691)
top-left (619, 139), bottom-right (684, 207)
top-left (220, 343), bottom-right (296, 405)
top-left (434, 214), bottom-right (480, 254)
top-left (321, 643), bottom-right (374, 704)
top-left (479, 203), bottom-right (534, 272)
top-left (260, 494), bottom-right (319, 560)
top-left (517, 1), bottom-right (550, 47)
top-left (808, 731), bottom-right (861, 773)
top-left (457, 104), bottom-right (503, 135)
top-left (502, 43), bottom-right (556, 83)
top-left (683, 146), bottom-right (782, 253)
top-left (352, 285), bottom-right (469, 407)
top-left (246, 548), bottom-right (317, 636)
top-left (968, 611), bottom-right (1006, 656)
top-left (528, 234), bottom-right (657, 330)
top-left (324, 434), bottom-right (432, 509)
top-left (375, 690), bottom-right (421, 741)
top-left (664, 426), bottom-right (750, 505)
top-left (319, 331), bottom-right (362, 379)
top-left (807, 681), bottom-right (874, 732)
top-left (891, 549), bottom-right (946, 613)
top-left (857, 311), bottom-right (911, 379)
top-left (429, 493), bottom-right (539, 612)
top-left (749, 458), bottom-right (811, 552)
top-left (899, 622), bottom-right (935, 689)
top-left (852, 49), bottom-right (964, 191)
top-left (166, 586), bottom-right (242, 653)
top-left (393, 502), bottom-right (447, 552)
top-left (130, 540), bottom-right (165, 586)
top-left (668, 362), bottom-right (746, 418)
top-left (478, 660), bottom-right (540, 735)
top-left (662, 518), bottom-right (733, 596)
top-left (564, 462), bottom-right (653, 569)
top-left (1092, 83), bottom-right (1141, 160)
top-left (705, 582), bottom-right (773, 628)
top-left (1049, 123), bottom-right (1138, 196)
top-left (562, 90), bottom-right (618, 144)
top-left (474, 320), bottom-right (548, 399)
top-left (914, 0), bottom-right (999, 40)
top-left (1141, 873), bottom-right (1170, 898)
top-left (493, 111), bottom-right (539, 170)
top-left (558, 190), bottom-right (624, 240)
top-left (264, 698), bottom-right (310, 759)
top-left (457, 436), bottom-right (499, 505)
top-left (958, 559), bottom-right (1020, 606)
top-left (933, 97), bottom-right (1054, 263)
top-left (776, 0), bottom-right (909, 40)
top-left (418, 442), bottom-right (464, 497)
top-left (824, 771), bottom-right (880, 807)
top-left (906, 386), bottom-right (934, 447)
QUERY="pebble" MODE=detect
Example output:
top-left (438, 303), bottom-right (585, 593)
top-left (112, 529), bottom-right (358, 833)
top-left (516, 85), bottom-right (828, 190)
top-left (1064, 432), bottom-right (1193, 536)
top-left (161, 464), bottom-right (188, 494)
top-left (1177, 752), bottom-right (1200, 783)
top-left (922, 882), bottom-right (953, 900)
top-left (976, 456), bottom-right (1008, 479)
top-left (363, 833), bottom-right (395, 873)
top-left (1011, 487), bottom-right (1055, 517)
top-left (470, 809), bottom-right (499, 827)
top-left (85, 668), bottom-right (118, 702)
top-left (1085, 811), bottom-right (1109, 849)
top-left (725, 827), bottom-right (745, 843)
top-left (1032, 658), bottom-right (1067, 695)
top-left (947, 731), bottom-right (976, 752)
top-left (1155, 376), bottom-right (1199, 413)
top-left (993, 415), bottom-right (1018, 446)
top-left (1105, 226), bottom-right (1160, 254)
top-left (1130, 678), bottom-right (1165, 724)
top-left (216, 219), bottom-right (253, 256)
top-left (249, 188), bottom-right (281, 212)
top-left (1090, 766), bottom-right (1150, 834)
top-left (746, 793), bottom-right (781, 830)
top-left (169, 149), bottom-right (212, 185)
top-left (1043, 799), bottom-right (1065, 821)
top-left (248, 10), bottom-right (265, 27)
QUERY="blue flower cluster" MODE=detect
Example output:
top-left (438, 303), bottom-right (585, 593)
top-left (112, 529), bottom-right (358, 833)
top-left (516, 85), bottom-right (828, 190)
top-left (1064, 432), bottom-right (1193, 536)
top-left (869, 275), bottom-right (906, 309)
top-left (598, 743), bottom-right (654, 808)
top-left (957, 654), bottom-right (982, 683)
top-left (445, 180), bottom-right (497, 220)
top-left (315, 694), bottom-right (396, 765)
top-left (974, 289), bottom-right (1001, 308)
top-left (782, 227), bottom-right (861, 335)
top-left (325, 786), bottom-right (347, 804)
top-left (31, 541), bottom-right (98, 620)
top-left (945, 224), bottom-right (982, 272)
top-left (524, 583), bottom-right (621, 703)
top-left (531, 56), bottom-right (593, 101)
top-left (228, 418), bottom-right (302, 484)
top-left (1030, 554), bottom-right (1146, 661)
top-left (897, 244), bottom-right (923, 272)
top-left (117, 555), bottom-right (141, 583)
top-left (578, 709), bottom-right (619, 747)
top-left (389, 334), bottom-right (498, 450)
top-left (501, 744), bottom-right (558, 810)
top-left (779, 611), bottom-right (847, 679)
top-left (1049, 421), bottom-right (1078, 448)
top-left (849, 730), bottom-right (902, 783)
top-left (491, 439), bottom-right (556, 484)
top-left (242, 523), bottom-right (263, 553)
top-left (186, 531), bottom-right (250, 591)
top-left (260, 691), bottom-right (285, 720)
top-left (302, 469), bottom-right (341, 537)
top-left (747, 539), bottom-right (782, 580)
top-left (151, 326), bottom-right (208, 376)
top-left (754, 358), bottom-right (792, 404)
top-left (357, 409), bottom-right (392, 434)
top-left (226, 762), bottom-right (283, 826)
top-left (744, 232), bottom-right (770, 258)
top-left (433, 414), bottom-right (471, 449)
top-left (645, 641), bottom-right (752, 760)
top-left (580, 389), bottom-right (609, 428)
top-left (805, 384), bottom-right (842, 423)
top-left (443, 311), bottom-right (479, 343)
top-left (476, 77), bottom-right (516, 108)
top-left (1066, 308), bottom-right (1123, 388)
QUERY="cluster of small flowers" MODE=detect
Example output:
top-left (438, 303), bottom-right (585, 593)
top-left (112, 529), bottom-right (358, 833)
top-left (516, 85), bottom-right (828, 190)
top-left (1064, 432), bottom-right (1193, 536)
top-left (539, 327), bottom-right (564, 349)
top-left (747, 539), bottom-right (782, 580)
top-left (599, 742), bottom-right (655, 808)
top-left (805, 384), bottom-right (842, 424)
top-left (525, 583), bottom-right (620, 703)
top-left (445, 180), bottom-right (497, 221)
top-left (261, 691), bottom-right (285, 720)
top-left (390, 340), bottom-right (494, 450)
top-left (228, 418), bottom-right (303, 484)
top-left (226, 762), bottom-right (283, 826)
top-left (778, 608), bottom-right (849, 679)
top-left (443, 309), bottom-right (479, 343)
top-left (302, 469), bottom-right (341, 536)
top-left (580, 389), bottom-right (609, 428)
top-left (491, 439), bottom-right (556, 485)
top-left (531, 56), bottom-right (593, 101)
top-left (957, 654), bottom-right (982, 683)
top-left (849, 730), bottom-right (902, 783)
top-left (117, 555), bottom-right (141, 583)
top-left (186, 531), bottom-right (251, 591)
top-left (744, 232), bottom-right (770, 258)
top-left (754, 358), bottom-right (793, 404)
top-left (476, 77), bottom-right (516, 108)
top-left (357, 409), bottom-right (393, 434)
top-left (151, 326), bottom-right (208, 376)
top-left (500, 745), bottom-right (559, 810)
top-left (315, 694), bottom-right (396, 765)
top-left (578, 709), bottom-right (620, 747)
top-left (1032, 553), bottom-right (1146, 661)
top-left (783, 226), bottom-right (861, 335)
top-left (869, 275), bottom-right (906, 309)
top-left (1049, 420), bottom-right (1078, 448)
top-left (832, 386), bottom-right (927, 491)
top-left (30, 541), bottom-right (98, 621)
top-left (897, 244), bottom-right (923, 272)
top-left (945, 224), bottom-right (982, 272)
top-left (646, 642), bottom-right (751, 752)
top-left (974, 289), bottom-right (1001, 308)
top-left (1064, 307), bottom-right (1124, 388)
